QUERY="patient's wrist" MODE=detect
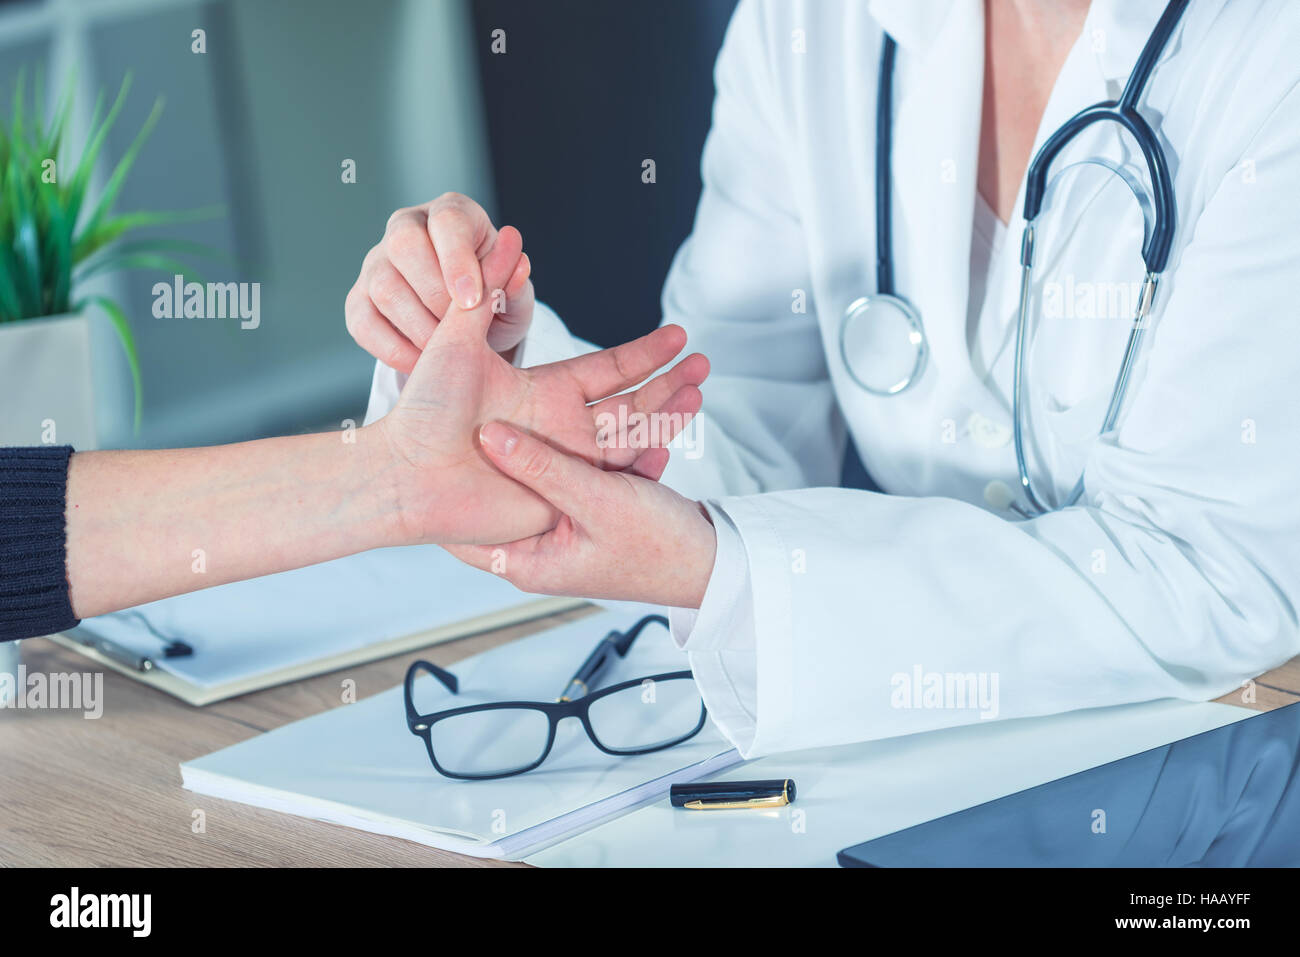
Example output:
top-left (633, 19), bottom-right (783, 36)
top-left (355, 421), bottom-right (429, 549)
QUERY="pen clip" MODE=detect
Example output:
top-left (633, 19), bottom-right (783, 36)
top-left (683, 795), bottom-right (790, 811)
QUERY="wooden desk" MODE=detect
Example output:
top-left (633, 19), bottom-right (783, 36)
top-left (2, 611), bottom-right (1297, 867)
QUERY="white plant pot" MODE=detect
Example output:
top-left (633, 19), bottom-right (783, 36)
top-left (0, 312), bottom-right (98, 450)
top-left (0, 641), bottom-right (18, 708)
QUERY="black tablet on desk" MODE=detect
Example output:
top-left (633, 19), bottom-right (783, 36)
top-left (838, 701), bottom-right (1300, 867)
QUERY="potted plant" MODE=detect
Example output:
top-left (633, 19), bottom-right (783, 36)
top-left (0, 71), bottom-right (214, 449)
top-left (0, 72), bottom-right (216, 697)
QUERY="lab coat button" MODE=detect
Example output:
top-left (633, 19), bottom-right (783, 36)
top-left (984, 480), bottom-right (1015, 510)
top-left (968, 412), bottom-right (1012, 448)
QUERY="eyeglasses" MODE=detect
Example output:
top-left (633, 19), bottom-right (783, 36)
top-left (404, 614), bottom-right (707, 780)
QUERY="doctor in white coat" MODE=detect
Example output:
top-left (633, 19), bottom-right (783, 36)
top-left (353, 0), bottom-right (1300, 758)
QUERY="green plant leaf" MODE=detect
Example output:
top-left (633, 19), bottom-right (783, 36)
top-left (0, 247), bottom-right (23, 320)
top-left (73, 206), bottom-right (222, 263)
top-left (64, 75), bottom-right (131, 232)
top-left (10, 68), bottom-right (26, 152)
top-left (1, 69), bottom-right (223, 428)
top-left (6, 171), bottom-right (41, 314)
top-left (45, 196), bottom-right (74, 313)
top-left (76, 96), bottom-right (163, 244)
top-left (75, 236), bottom-right (229, 274)
top-left (76, 252), bottom-right (206, 284)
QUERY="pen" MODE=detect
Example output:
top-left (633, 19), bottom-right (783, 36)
top-left (670, 778), bottom-right (797, 810)
top-left (556, 615), bottom-right (666, 702)
top-left (557, 629), bottom-right (621, 702)
top-left (70, 632), bottom-right (155, 673)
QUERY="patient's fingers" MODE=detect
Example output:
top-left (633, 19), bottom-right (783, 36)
top-left (488, 254), bottom-right (535, 354)
top-left (506, 254), bottom-right (531, 298)
top-left (628, 447), bottom-right (671, 481)
top-left (594, 384), bottom-right (703, 469)
top-left (550, 325), bottom-right (690, 402)
top-left (478, 227), bottom-right (526, 306)
top-left (590, 352), bottom-right (709, 422)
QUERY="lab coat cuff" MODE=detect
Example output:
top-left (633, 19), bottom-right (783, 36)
top-left (686, 648), bottom-right (758, 758)
top-left (668, 501), bottom-right (749, 653)
top-left (669, 501), bottom-right (761, 757)
top-left (704, 494), bottom-right (799, 757)
top-left (362, 360), bottom-right (406, 426)
top-left (512, 301), bottom-right (582, 368)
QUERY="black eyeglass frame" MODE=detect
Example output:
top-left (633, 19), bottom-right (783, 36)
top-left (403, 616), bottom-right (707, 781)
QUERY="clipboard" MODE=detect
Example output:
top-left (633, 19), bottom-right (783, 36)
top-left (47, 545), bottom-right (589, 706)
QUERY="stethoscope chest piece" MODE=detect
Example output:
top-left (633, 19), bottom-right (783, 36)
top-left (839, 293), bottom-right (928, 395)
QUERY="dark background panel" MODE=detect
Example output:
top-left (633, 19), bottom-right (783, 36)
top-left (470, 0), bottom-right (738, 347)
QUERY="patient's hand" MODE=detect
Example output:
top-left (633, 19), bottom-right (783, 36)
top-left (375, 230), bottom-right (708, 546)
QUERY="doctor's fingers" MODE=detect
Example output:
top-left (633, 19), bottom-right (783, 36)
top-left (424, 193), bottom-right (499, 310)
top-left (363, 260), bottom-right (440, 350)
top-left (486, 257), bottom-right (535, 354)
top-left (434, 227), bottom-right (529, 340)
top-left (382, 206), bottom-right (458, 318)
top-left (474, 226), bottom-right (529, 316)
top-left (441, 540), bottom-right (550, 593)
top-left (344, 287), bottom-right (422, 375)
top-left (444, 446), bottom-right (664, 591)
top-left (384, 196), bottom-right (493, 313)
top-left (479, 422), bottom-right (615, 518)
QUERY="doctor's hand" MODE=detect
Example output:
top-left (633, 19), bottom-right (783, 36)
top-left (346, 193), bottom-right (534, 373)
top-left (443, 422), bottom-right (718, 609)
top-left (375, 229), bottom-right (708, 546)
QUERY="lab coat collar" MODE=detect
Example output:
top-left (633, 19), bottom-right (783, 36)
top-left (1084, 0), bottom-right (1184, 86)
top-left (871, 0), bottom-right (1193, 86)
top-left (866, 0), bottom-right (957, 58)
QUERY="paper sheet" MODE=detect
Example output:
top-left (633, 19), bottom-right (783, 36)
top-left (527, 698), bottom-right (1253, 867)
top-left (181, 608), bottom-right (738, 858)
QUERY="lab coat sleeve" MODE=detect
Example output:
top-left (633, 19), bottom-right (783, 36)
top-left (682, 80), bottom-right (1300, 758)
top-left (668, 503), bottom-right (758, 748)
top-left (654, 0), bottom-right (843, 504)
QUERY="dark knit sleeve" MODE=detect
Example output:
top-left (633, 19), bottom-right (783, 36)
top-left (0, 446), bottom-right (80, 641)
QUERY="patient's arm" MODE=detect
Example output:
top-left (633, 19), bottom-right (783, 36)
top-left (63, 232), bottom-right (706, 620)
top-left (65, 428), bottom-right (407, 618)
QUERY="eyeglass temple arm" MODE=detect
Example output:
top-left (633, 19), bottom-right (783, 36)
top-left (610, 614), bottom-right (670, 656)
top-left (404, 659), bottom-right (459, 727)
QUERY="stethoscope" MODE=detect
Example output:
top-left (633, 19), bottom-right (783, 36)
top-left (840, 0), bottom-right (1187, 515)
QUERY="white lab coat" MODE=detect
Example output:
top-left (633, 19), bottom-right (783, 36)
top-left (367, 0), bottom-right (1300, 758)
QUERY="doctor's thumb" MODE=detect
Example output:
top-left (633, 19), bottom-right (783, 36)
top-left (478, 422), bottom-right (589, 509)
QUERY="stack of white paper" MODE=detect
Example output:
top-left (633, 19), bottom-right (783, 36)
top-left (181, 609), bottom-right (741, 859)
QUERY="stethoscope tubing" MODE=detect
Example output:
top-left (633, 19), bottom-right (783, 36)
top-left (854, 0), bottom-right (1187, 514)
